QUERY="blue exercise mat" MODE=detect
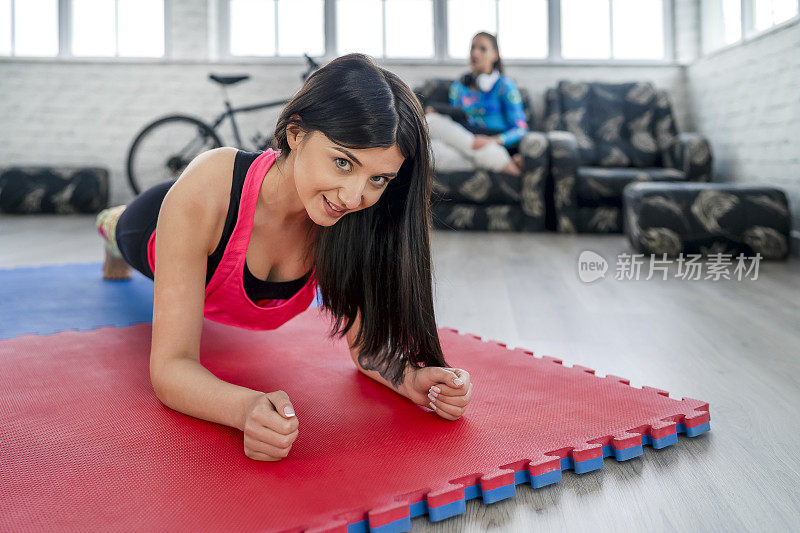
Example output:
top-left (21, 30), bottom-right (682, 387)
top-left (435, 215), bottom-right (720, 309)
top-left (0, 262), bottom-right (321, 340)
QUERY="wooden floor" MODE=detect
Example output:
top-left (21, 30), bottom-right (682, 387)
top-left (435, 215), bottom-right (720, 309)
top-left (2, 214), bottom-right (799, 532)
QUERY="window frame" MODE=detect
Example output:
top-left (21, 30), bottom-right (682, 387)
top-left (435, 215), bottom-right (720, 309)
top-left (557, 0), bottom-right (673, 62)
top-left (0, 0), bottom-right (677, 65)
top-left (701, 0), bottom-right (800, 57)
top-left (1, 0), bottom-right (170, 62)
top-left (217, 0), bottom-right (676, 66)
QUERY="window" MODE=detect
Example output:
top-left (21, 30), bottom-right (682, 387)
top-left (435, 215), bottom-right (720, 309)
top-left (228, 0), bottom-right (324, 57)
top-left (561, 0), bottom-right (665, 60)
top-left (224, 0), bottom-right (669, 63)
top-left (611, 0), bottom-right (665, 59)
top-left (336, 0), bottom-right (434, 58)
top-left (497, 0), bottom-right (548, 59)
top-left (385, 0), bottom-right (434, 57)
top-left (2, 0), bottom-right (680, 62)
top-left (752, 0), bottom-right (798, 32)
top-left (226, 0), bottom-right (433, 59)
top-left (447, 0), bottom-right (548, 59)
top-left (72, 0), bottom-right (164, 57)
top-left (336, 0), bottom-right (383, 56)
top-left (0, 0), bottom-right (59, 56)
top-left (702, 0), bottom-right (798, 54)
top-left (702, 0), bottom-right (741, 53)
top-left (561, 0), bottom-right (610, 58)
top-left (0, 0), bottom-right (164, 58)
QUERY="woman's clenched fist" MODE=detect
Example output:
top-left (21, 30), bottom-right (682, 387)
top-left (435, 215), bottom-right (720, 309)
top-left (242, 390), bottom-right (299, 461)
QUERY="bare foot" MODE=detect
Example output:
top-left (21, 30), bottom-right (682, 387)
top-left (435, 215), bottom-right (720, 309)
top-left (103, 248), bottom-right (132, 280)
top-left (512, 154), bottom-right (523, 168)
top-left (501, 160), bottom-right (522, 175)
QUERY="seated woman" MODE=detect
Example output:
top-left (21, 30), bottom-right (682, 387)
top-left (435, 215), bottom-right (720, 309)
top-left (425, 31), bottom-right (530, 175)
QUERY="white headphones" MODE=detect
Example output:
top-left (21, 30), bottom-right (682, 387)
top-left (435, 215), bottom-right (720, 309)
top-left (475, 69), bottom-right (501, 92)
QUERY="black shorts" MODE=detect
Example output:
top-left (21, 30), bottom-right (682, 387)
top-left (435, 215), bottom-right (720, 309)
top-left (115, 179), bottom-right (177, 280)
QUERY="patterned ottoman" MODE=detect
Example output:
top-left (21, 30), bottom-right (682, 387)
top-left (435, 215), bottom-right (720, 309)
top-left (623, 182), bottom-right (792, 259)
top-left (0, 166), bottom-right (109, 214)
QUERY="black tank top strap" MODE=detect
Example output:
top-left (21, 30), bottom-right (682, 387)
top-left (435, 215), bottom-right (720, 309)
top-left (206, 149), bottom-right (260, 285)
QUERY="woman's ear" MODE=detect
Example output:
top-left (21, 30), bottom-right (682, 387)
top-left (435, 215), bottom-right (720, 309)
top-left (285, 117), bottom-right (307, 151)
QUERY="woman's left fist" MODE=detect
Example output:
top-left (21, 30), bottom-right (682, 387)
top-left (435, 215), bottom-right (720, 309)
top-left (405, 366), bottom-right (472, 420)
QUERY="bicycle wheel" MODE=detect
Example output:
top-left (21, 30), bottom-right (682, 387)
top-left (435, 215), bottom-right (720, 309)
top-left (126, 114), bottom-right (223, 195)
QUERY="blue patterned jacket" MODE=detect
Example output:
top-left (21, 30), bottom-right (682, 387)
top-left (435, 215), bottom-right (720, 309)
top-left (448, 75), bottom-right (530, 148)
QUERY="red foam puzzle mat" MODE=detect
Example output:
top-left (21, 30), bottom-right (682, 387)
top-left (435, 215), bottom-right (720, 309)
top-left (0, 307), bottom-right (710, 532)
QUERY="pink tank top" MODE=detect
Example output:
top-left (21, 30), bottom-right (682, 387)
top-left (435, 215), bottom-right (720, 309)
top-left (146, 148), bottom-right (318, 331)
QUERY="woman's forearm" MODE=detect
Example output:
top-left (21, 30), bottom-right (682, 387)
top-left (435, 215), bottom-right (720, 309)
top-left (152, 357), bottom-right (263, 432)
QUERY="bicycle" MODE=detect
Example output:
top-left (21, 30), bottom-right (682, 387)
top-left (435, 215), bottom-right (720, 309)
top-left (125, 53), bottom-right (321, 195)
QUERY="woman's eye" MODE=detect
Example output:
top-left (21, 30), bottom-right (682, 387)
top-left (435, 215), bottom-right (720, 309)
top-left (336, 157), bottom-right (389, 187)
top-left (334, 157), bottom-right (351, 171)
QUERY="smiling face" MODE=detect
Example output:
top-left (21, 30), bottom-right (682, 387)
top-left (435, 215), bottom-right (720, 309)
top-left (470, 34), bottom-right (498, 75)
top-left (286, 125), bottom-right (406, 226)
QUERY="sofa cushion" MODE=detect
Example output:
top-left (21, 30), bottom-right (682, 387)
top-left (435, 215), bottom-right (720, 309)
top-left (575, 166), bottom-right (686, 207)
top-left (432, 202), bottom-right (525, 231)
top-left (432, 169), bottom-right (524, 205)
top-left (556, 81), bottom-right (662, 168)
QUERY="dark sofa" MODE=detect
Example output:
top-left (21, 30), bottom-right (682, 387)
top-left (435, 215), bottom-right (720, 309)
top-left (541, 80), bottom-right (713, 233)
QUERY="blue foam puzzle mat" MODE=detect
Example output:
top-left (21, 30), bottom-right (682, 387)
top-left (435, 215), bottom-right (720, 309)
top-left (0, 261), bottom-right (321, 340)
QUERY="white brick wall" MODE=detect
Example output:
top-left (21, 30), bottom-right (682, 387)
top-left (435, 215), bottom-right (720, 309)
top-left (686, 18), bottom-right (800, 234)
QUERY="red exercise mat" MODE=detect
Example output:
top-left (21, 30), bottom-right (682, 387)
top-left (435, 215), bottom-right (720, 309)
top-left (0, 307), bottom-right (709, 532)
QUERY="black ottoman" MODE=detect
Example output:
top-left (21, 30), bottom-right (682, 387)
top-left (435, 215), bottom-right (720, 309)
top-left (623, 182), bottom-right (792, 259)
top-left (0, 166), bottom-right (109, 214)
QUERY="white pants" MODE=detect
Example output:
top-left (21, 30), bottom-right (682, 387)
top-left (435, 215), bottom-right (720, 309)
top-left (426, 111), bottom-right (512, 173)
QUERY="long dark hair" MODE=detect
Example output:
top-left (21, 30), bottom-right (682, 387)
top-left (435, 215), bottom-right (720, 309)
top-left (271, 53), bottom-right (450, 389)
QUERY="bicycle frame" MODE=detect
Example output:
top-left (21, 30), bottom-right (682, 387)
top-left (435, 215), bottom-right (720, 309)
top-left (206, 54), bottom-right (319, 150)
top-left (210, 97), bottom-right (291, 149)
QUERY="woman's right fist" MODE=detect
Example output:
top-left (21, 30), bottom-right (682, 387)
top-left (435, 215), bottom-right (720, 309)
top-left (242, 390), bottom-right (299, 461)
